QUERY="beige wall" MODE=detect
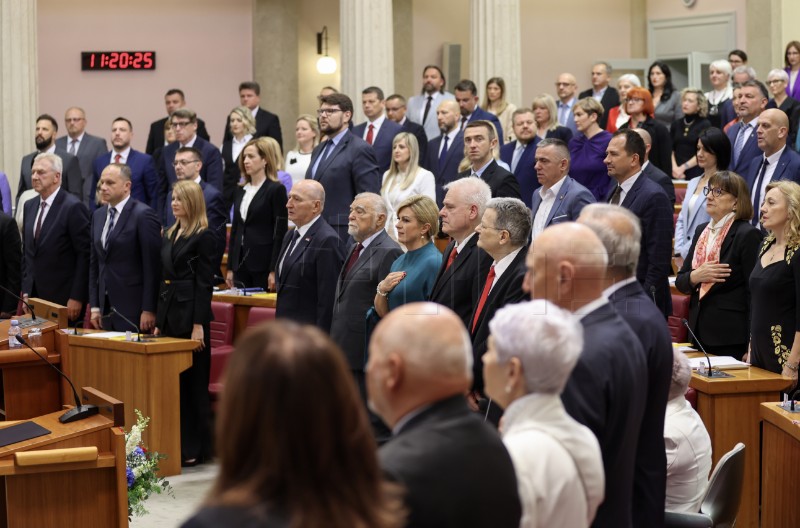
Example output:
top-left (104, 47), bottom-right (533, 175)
top-left (297, 0), bottom-right (341, 119)
top-left (37, 0), bottom-right (253, 152)
top-left (647, 0), bottom-right (746, 50)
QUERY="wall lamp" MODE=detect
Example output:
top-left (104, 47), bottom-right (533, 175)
top-left (316, 26), bottom-right (337, 74)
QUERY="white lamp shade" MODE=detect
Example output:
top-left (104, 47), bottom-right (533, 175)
top-left (316, 56), bottom-right (337, 75)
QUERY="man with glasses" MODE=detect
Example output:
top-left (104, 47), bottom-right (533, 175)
top-left (145, 88), bottom-right (209, 156)
top-left (306, 93), bottom-right (381, 242)
top-left (554, 73), bottom-right (579, 135)
top-left (163, 147), bottom-right (227, 272)
top-left (159, 108), bottom-right (223, 218)
top-left (385, 93), bottom-right (428, 161)
top-left (56, 107), bottom-right (108, 206)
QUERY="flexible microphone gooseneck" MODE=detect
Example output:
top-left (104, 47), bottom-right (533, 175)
top-left (789, 387), bottom-right (800, 412)
top-left (0, 284), bottom-right (45, 325)
top-left (214, 275), bottom-right (248, 295)
top-left (15, 334), bottom-right (98, 423)
top-left (681, 318), bottom-right (733, 379)
top-left (110, 307), bottom-right (151, 342)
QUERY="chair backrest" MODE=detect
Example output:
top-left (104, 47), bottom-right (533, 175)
top-left (675, 186), bottom-right (687, 205)
top-left (247, 307), bottom-right (276, 327)
top-left (668, 293), bottom-right (691, 342)
top-left (699, 442), bottom-right (745, 527)
top-left (210, 301), bottom-right (235, 348)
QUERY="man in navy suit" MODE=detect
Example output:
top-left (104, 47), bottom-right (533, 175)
top-left (530, 139), bottom-right (594, 238)
top-left (458, 121), bottom-right (521, 200)
top-left (92, 117), bottom-right (159, 211)
top-left (352, 86), bottom-right (403, 173)
top-left (221, 81), bottom-right (283, 149)
top-left (159, 108), bottom-right (223, 218)
top-left (406, 65), bottom-right (456, 143)
top-left (424, 100), bottom-right (464, 206)
top-left (579, 204), bottom-right (673, 528)
top-left (527, 222), bottom-right (648, 528)
top-left (305, 93), bottom-right (382, 242)
top-left (578, 62), bottom-right (621, 130)
top-left (744, 108), bottom-right (800, 224)
top-left (276, 180), bottom-right (345, 332)
top-left (500, 109), bottom-right (540, 207)
top-left (145, 89), bottom-right (209, 156)
top-left (17, 115), bottom-right (82, 205)
top-left (22, 153), bottom-right (90, 322)
top-left (385, 94), bottom-right (428, 162)
top-left (605, 129), bottom-right (674, 317)
top-left (727, 80), bottom-right (768, 174)
top-left (454, 80), bottom-right (504, 145)
top-left (56, 107), bottom-right (108, 206)
top-left (89, 163), bottom-right (161, 333)
top-left (163, 148), bottom-right (227, 273)
top-left (634, 129), bottom-right (676, 204)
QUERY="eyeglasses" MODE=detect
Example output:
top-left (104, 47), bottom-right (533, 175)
top-left (170, 121), bottom-right (194, 129)
top-left (703, 187), bottom-right (730, 197)
top-left (317, 108), bottom-right (343, 117)
top-left (766, 79), bottom-right (786, 85)
top-left (172, 159), bottom-right (200, 167)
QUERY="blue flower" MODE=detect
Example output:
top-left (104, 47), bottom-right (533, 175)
top-left (126, 467), bottom-right (135, 488)
top-left (133, 447), bottom-right (145, 457)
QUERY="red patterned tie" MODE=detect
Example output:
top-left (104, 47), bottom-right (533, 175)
top-left (343, 243), bottom-right (364, 277)
top-left (445, 247), bottom-right (458, 271)
top-left (366, 124), bottom-right (374, 145)
top-left (471, 265), bottom-right (495, 333)
top-left (114, 153), bottom-right (122, 164)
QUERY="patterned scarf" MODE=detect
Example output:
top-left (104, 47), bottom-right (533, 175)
top-left (691, 213), bottom-right (735, 299)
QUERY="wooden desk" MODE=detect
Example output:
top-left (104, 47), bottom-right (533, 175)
top-left (760, 402), bottom-right (800, 527)
top-left (0, 388), bottom-right (127, 527)
top-left (212, 292), bottom-right (276, 340)
top-left (688, 357), bottom-right (792, 528)
top-left (62, 334), bottom-right (196, 476)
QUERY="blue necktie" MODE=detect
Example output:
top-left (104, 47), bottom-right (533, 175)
top-left (733, 123), bottom-right (749, 166)
top-left (751, 158), bottom-right (769, 226)
top-left (438, 135), bottom-right (450, 172)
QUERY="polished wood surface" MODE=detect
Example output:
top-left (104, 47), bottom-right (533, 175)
top-left (213, 292), bottom-right (276, 340)
top-left (64, 335), bottom-right (196, 476)
top-left (760, 402), bottom-right (800, 527)
top-left (0, 389), bottom-right (127, 528)
top-left (26, 298), bottom-right (67, 329)
top-left (686, 353), bottom-right (792, 528)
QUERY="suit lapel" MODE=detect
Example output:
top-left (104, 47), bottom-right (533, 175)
top-left (546, 177), bottom-right (571, 225)
top-left (38, 191), bottom-right (66, 245)
top-left (106, 199), bottom-right (134, 249)
top-left (316, 133), bottom-right (350, 180)
top-left (772, 151), bottom-right (790, 182)
top-left (444, 132), bottom-right (463, 166)
top-left (282, 221), bottom-right (321, 278)
top-left (472, 248), bottom-right (525, 331)
top-left (620, 174), bottom-right (643, 208)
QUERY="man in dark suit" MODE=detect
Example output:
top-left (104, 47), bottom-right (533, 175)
top-left (727, 80), bottom-right (768, 174)
top-left (89, 163), bottom-right (161, 333)
top-left (221, 81), bottom-right (283, 149)
top-left (21, 153), bottom-right (90, 322)
top-left (459, 121), bottom-right (521, 200)
top-left (145, 89), bottom-right (209, 156)
top-left (555, 73), bottom-right (579, 136)
top-left (634, 128), bottom-right (676, 204)
top-left (352, 86), bottom-right (403, 173)
top-left (330, 192), bottom-right (402, 440)
top-left (17, 114), bottom-right (82, 205)
top-left (454, 79), bottom-right (504, 145)
top-left (744, 108), bottom-right (800, 224)
top-left (527, 222), bottom-right (648, 528)
top-left (424, 100), bottom-right (464, 206)
top-left (56, 107), bottom-right (108, 206)
top-left (368, 303), bottom-right (521, 528)
top-left (385, 93), bottom-right (428, 161)
top-left (430, 176), bottom-right (492, 329)
top-left (470, 198), bottom-right (530, 403)
top-left (500, 109), bottom-right (540, 207)
top-left (276, 180), bottom-right (345, 332)
top-left (530, 138), bottom-right (595, 238)
top-left (92, 117), bottom-right (159, 211)
top-left (579, 62), bottom-right (621, 130)
top-left (0, 212), bottom-right (21, 318)
top-left (305, 93), bottom-right (382, 242)
top-left (579, 204), bottom-right (673, 528)
top-left (605, 129), bottom-right (674, 317)
top-left (159, 108), bottom-right (223, 218)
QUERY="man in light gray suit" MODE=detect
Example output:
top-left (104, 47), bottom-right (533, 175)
top-left (329, 192), bottom-right (402, 440)
top-left (56, 107), bottom-right (108, 206)
top-left (407, 65), bottom-right (456, 143)
top-left (530, 138), bottom-right (595, 238)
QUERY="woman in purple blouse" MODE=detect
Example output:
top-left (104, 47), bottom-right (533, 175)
top-left (568, 97), bottom-right (613, 201)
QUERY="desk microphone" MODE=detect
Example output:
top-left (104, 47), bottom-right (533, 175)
top-left (214, 275), bottom-right (248, 295)
top-left (0, 284), bottom-right (45, 325)
top-left (15, 334), bottom-right (98, 423)
top-left (681, 318), bottom-right (733, 378)
top-left (110, 307), bottom-right (151, 342)
top-left (790, 387), bottom-right (800, 412)
top-left (73, 313), bottom-right (115, 335)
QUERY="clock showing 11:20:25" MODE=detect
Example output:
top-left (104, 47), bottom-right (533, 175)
top-left (81, 51), bottom-right (156, 71)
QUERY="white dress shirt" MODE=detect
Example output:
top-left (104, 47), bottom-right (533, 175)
top-left (111, 146), bottom-right (132, 164)
top-left (488, 247), bottom-right (524, 294)
top-left (32, 186), bottom-right (60, 232)
top-left (616, 170), bottom-right (643, 203)
top-left (239, 179), bottom-right (265, 220)
top-left (664, 397), bottom-right (713, 513)
top-left (362, 114), bottom-right (386, 142)
top-left (532, 176), bottom-right (567, 238)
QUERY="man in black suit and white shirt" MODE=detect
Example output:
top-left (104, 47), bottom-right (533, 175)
top-left (407, 65), bottom-right (456, 143)
top-left (458, 121), bottom-right (521, 200)
top-left (222, 81), bottom-right (283, 149)
top-left (56, 107), bottom-right (108, 206)
top-left (634, 128), bottom-right (676, 204)
top-left (17, 115), bottom-right (82, 205)
top-left (385, 93), bottom-right (428, 161)
top-left (368, 302), bottom-right (522, 528)
top-left (352, 87), bottom-right (403, 173)
top-left (424, 100), bottom-right (464, 206)
top-left (579, 62), bottom-right (620, 130)
top-left (145, 89), bottom-right (209, 156)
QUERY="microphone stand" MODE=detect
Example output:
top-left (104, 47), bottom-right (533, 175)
top-left (110, 307), bottom-right (152, 343)
top-left (214, 275), bottom-right (248, 296)
top-left (681, 318), bottom-right (734, 378)
top-left (0, 284), bottom-right (46, 326)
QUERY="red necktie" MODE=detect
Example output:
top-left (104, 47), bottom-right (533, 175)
top-left (445, 246), bottom-right (458, 271)
top-left (471, 265), bottom-right (495, 333)
top-left (34, 201), bottom-right (47, 241)
top-left (366, 124), bottom-right (375, 145)
top-left (343, 243), bottom-right (364, 277)
top-left (114, 153), bottom-right (122, 164)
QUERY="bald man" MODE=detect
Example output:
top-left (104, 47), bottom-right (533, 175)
top-left (525, 223), bottom-right (647, 528)
top-left (368, 302), bottom-right (521, 528)
top-left (555, 73), bottom-right (579, 135)
top-left (578, 204), bottom-right (673, 528)
top-left (632, 128), bottom-right (676, 205)
top-left (275, 179), bottom-right (345, 332)
top-left (424, 99), bottom-right (465, 206)
top-left (745, 107), bottom-right (800, 225)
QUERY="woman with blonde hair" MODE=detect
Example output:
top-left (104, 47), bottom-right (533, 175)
top-left (568, 97), bottom-right (613, 201)
top-left (531, 93), bottom-right (573, 142)
top-left (155, 180), bottom-right (216, 467)
top-left (705, 60), bottom-right (733, 129)
top-left (670, 88), bottom-right (711, 180)
top-left (748, 180), bottom-right (800, 391)
top-left (227, 137), bottom-right (289, 291)
top-left (381, 133), bottom-right (435, 240)
top-left (482, 77), bottom-right (517, 143)
top-left (284, 114), bottom-right (320, 185)
top-left (222, 106), bottom-right (257, 209)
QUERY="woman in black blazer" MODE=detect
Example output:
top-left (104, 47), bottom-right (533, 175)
top-left (155, 179), bottom-right (216, 466)
top-left (675, 171), bottom-right (761, 358)
top-left (226, 137), bottom-right (288, 290)
top-left (221, 106), bottom-right (256, 211)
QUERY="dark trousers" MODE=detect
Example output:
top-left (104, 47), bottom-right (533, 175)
top-left (234, 268), bottom-right (270, 290)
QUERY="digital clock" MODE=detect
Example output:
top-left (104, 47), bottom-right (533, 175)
top-left (81, 51), bottom-right (156, 71)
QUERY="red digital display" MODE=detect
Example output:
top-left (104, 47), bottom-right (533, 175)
top-left (81, 51), bottom-right (156, 71)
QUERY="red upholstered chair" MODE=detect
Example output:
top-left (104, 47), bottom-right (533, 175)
top-left (246, 306), bottom-right (276, 327)
top-left (675, 186), bottom-right (687, 205)
top-left (209, 301), bottom-right (236, 410)
top-left (685, 387), bottom-right (698, 410)
top-left (667, 293), bottom-right (691, 343)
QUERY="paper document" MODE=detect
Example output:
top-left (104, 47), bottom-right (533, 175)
top-left (688, 356), bottom-right (749, 370)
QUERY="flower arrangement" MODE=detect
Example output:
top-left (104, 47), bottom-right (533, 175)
top-left (125, 409), bottom-right (173, 519)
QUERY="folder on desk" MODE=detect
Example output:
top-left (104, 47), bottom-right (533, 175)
top-left (688, 356), bottom-right (749, 370)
